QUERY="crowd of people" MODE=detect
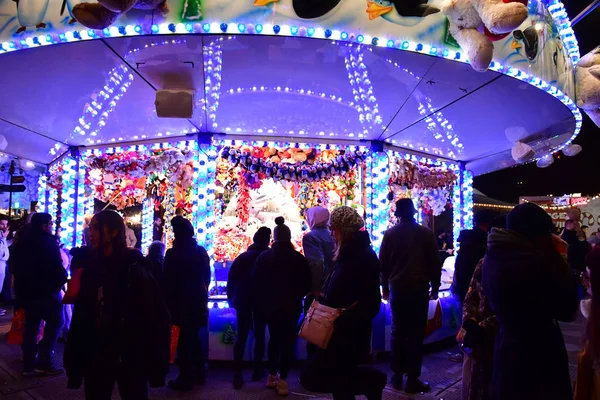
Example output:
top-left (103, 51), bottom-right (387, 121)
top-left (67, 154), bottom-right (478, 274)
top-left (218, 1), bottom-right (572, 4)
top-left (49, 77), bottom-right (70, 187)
top-left (0, 200), bottom-right (597, 400)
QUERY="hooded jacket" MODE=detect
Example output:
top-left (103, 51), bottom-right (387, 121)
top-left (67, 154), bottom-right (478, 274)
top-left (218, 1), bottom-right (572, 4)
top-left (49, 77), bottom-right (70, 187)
top-left (303, 207), bottom-right (335, 292)
top-left (227, 242), bottom-right (269, 311)
top-left (64, 249), bottom-right (170, 389)
top-left (482, 228), bottom-right (578, 400)
top-left (253, 242), bottom-right (311, 317)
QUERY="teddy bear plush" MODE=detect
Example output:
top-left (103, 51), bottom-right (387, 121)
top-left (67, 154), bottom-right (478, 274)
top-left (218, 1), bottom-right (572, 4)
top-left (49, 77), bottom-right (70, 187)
top-left (575, 47), bottom-right (600, 127)
top-left (441, 0), bottom-right (528, 72)
top-left (73, 0), bottom-right (169, 30)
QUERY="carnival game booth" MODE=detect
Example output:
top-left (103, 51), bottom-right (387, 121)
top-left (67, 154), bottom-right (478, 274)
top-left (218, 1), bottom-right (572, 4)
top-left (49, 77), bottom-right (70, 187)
top-left (0, 0), bottom-right (593, 360)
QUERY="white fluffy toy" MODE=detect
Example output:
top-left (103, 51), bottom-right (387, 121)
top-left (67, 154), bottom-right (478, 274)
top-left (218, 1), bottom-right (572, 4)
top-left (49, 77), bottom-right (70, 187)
top-left (576, 47), bottom-right (600, 127)
top-left (441, 0), bottom-right (528, 72)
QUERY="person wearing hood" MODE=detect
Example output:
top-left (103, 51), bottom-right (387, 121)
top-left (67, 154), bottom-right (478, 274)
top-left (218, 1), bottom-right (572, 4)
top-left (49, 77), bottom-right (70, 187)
top-left (482, 203), bottom-right (578, 400)
top-left (300, 206), bottom-right (386, 400)
top-left (302, 206), bottom-right (335, 358)
top-left (228, 227), bottom-right (271, 389)
top-left (163, 216), bottom-right (211, 391)
top-left (303, 206), bottom-right (335, 297)
top-left (253, 217), bottom-right (311, 396)
top-left (575, 246), bottom-right (600, 400)
top-left (64, 210), bottom-right (170, 399)
top-left (379, 199), bottom-right (441, 393)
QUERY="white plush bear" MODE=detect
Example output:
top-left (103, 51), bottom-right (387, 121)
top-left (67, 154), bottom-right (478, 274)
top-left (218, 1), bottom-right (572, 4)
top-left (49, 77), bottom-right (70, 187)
top-left (576, 47), bottom-right (600, 127)
top-left (441, 0), bottom-right (528, 72)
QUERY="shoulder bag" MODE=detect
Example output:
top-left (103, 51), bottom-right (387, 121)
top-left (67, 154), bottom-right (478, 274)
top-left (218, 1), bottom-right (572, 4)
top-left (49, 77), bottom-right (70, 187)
top-left (299, 299), bottom-right (356, 349)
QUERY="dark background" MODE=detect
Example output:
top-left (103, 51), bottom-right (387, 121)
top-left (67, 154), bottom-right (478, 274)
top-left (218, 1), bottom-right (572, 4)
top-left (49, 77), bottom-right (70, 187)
top-left (474, 0), bottom-right (600, 203)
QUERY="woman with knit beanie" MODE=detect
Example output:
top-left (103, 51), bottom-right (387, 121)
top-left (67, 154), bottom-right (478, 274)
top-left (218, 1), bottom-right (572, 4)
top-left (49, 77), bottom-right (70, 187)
top-left (301, 206), bottom-right (386, 400)
top-left (253, 217), bottom-right (311, 396)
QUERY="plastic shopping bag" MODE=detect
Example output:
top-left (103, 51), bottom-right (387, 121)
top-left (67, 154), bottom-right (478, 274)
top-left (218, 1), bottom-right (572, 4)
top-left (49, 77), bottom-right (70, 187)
top-left (7, 309), bottom-right (45, 345)
top-left (170, 325), bottom-right (180, 364)
top-left (424, 299), bottom-right (443, 337)
top-left (7, 309), bottom-right (25, 345)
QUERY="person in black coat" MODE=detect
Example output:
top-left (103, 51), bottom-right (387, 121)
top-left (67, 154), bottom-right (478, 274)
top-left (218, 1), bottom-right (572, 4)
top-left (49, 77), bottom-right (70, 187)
top-left (451, 210), bottom-right (494, 305)
top-left (482, 203), bottom-right (578, 400)
top-left (163, 216), bottom-right (211, 391)
top-left (146, 240), bottom-right (166, 291)
top-left (227, 226), bottom-right (271, 389)
top-left (12, 213), bottom-right (68, 375)
top-left (253, 217), bottom-right (311, 396)
top-left (301, 206), bottom-right (386, 400)
top-left (64, 210), bottom-right (170, 400)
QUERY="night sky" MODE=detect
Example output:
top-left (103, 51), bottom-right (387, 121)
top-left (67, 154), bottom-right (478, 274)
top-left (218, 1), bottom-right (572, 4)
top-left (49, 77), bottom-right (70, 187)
top-left (474, 0), bottom-right (600, 203)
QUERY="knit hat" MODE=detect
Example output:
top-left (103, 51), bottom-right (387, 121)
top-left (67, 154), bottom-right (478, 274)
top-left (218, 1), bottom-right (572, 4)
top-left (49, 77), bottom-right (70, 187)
top-left (394, 198), bottom-right (416, 218)
top-left (273, 217), bottom-right (292, 242)
top-left (507, 203), bottom-right (553, 239)
top-left (253, 226), bottom-right (272, 246)
top-left (171, 216), bottom-right (194, 239)
top-left (329, 206), bottom-right (365, 233)
top-left (306, 206), bottom-right (330, 230)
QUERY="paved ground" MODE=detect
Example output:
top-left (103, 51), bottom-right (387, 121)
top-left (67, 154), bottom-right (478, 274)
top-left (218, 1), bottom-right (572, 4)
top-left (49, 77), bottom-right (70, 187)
top-left (0, 307), bottom-right (585, 399)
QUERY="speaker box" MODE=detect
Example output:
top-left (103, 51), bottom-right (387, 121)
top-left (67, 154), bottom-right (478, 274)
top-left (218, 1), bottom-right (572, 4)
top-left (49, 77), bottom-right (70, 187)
top-left (155, 89), bottom-right (195, 118)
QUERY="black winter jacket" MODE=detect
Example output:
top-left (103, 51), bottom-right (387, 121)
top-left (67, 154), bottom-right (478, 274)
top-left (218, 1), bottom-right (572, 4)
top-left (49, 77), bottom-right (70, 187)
top-left (227, 243), bottom-right (269, 311)
top-left (482, 228), bottom-right (578, 400)
top-left (253, 242), bottom-right (311, 317)
top-left (164, 237), bottom-right (211, 326)
top-left (379, 220), bottom-right (441, 293)
top-left (301, 231), bottom-right (381, 393)
top-left (12, 230), bottom-right (67, 306)
top-left (64, 249), bottom-right (170, 389)
top-left (451, 227), bottom-right (488, 303)
top-left (322, 231), bottom-right (381, 361)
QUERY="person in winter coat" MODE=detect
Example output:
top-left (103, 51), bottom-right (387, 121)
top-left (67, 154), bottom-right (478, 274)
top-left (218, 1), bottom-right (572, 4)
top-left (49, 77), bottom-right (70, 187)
top-left (228, 227), bottom-right (271, 389)
top-left (253, 217), bottom-right (311, 396)
top-left (0, 214), bottom-right (9, 316)
top-left (482, 203), bottom-right (578, 400)
top-left (562, 219), bottom-right (591, 299)
top-left (379, 199), bottom-right (441, 393)
top-left (302, 206), bottom-right (335, 358)
top-left (300, 206), bottom-right (386, 400)
top-left (64, 210), bottom-right (170, 400)
top-left (163, 216), bottom-right (211, 391)
top-left (82, 214), bottom-right (93, 246)
top-left (12, 213), bottom-right (68, 376)
top-left (575, 247), bottom-right (600, 400)
top-left (452, 210), bottom-right (494, 305)
top-left (146, 241), bottom-right (166, 290)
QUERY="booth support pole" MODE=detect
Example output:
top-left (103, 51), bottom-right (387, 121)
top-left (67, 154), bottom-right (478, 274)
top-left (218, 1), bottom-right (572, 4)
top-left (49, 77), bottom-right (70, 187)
top-left (71, 147), bottom-right (81, 249)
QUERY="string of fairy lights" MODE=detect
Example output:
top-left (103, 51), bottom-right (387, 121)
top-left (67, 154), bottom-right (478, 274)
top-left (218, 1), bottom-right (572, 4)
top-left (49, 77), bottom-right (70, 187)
top-left (475, 194), bottom-right (600, 212)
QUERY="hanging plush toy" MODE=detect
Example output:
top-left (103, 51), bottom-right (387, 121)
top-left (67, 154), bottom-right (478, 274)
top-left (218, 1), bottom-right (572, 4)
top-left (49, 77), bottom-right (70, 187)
top-left (441, 0), bottom-right (528, 72)
top-left (576, 47), bottom-right (600, 127)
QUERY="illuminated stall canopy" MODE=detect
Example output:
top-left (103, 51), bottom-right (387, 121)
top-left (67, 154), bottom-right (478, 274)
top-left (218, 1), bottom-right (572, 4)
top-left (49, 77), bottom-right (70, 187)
top-left (0, 0), bottom-right (586, 254)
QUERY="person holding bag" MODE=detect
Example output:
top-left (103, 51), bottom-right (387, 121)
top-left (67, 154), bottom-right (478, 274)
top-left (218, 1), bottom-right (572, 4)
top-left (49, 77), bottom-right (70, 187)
top-left (300, 206), bottom-right (386, 400)
top-left (64, 210), bottom-right (170, 400)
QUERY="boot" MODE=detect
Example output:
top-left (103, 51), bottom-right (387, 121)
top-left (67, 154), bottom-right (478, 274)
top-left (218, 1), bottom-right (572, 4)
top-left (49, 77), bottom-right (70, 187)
top-left (405, 377), bottom-right (431, 394)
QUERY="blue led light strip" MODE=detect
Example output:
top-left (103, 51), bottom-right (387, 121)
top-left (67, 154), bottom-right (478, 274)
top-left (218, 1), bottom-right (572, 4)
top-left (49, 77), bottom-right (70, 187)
top-left (2, 8), bottom-right (582, 160)
top-left (37, 175), bottom-right (48, 213)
